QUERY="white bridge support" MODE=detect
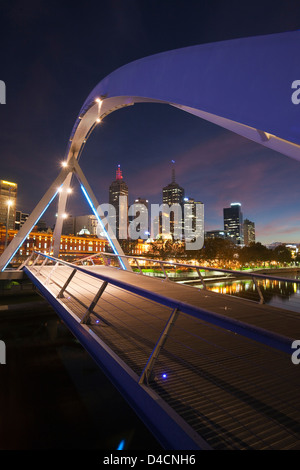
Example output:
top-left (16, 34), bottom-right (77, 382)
top-left (0, 157), bottom-right (130, 271)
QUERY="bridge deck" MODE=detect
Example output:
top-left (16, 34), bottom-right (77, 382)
top-left (25, 263), bottom-right (300, 450)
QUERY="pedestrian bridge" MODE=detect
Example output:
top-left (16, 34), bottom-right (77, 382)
top-left (22, 251), bottom-right (300, 450)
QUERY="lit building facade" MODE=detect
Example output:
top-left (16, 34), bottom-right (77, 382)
top-left (62, 214), bottom-right (98, 236)
top-left (162, 163), bottom-right (184, 239)
top-left (108, 165), bottom-right (128, 239)
top-left (129, 197), bottom-right (149, 240)
top-left (0, 180), bottom-right (17, 230)
top-left (205, 230), bottom-right (229, 240)
top-left (15, 211), bottom-right (29, 231)
top-left (223, 202), bottom-right (244, 245)
top-left (243, 219), bottom-right (255, 246)
top-left (0, 228), bottom-right (109, 264)
top-left (183, 197), bottom-right (204, 243)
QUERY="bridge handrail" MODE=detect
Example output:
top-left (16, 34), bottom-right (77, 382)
top-left (25, 251), bottom-right (295, 355)
top-left (70, 250), bottom-right (300, 284)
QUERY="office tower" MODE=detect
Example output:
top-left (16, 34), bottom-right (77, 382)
top-left (0, 180), bottom-right (17, 230)
top-left (162, 162), bottom-right (184, 206)
top-left (243, 219), bottom-right (255, 246)
top-left (129, 197), bottom-right (149, 239)
top-left (183, 197), bottom-right (204, 243)
top-left (223, 202), bottom-right (244, 245)
top-left (205, 230), bottom-right (229, 240)
top-left (15, 211), bottom-right (29, 230)
top-left (108, 165), bottom-right (128, 239)
top-left (162, 162), bottom-right (184, 239)
top-left (62, 214), bottom-right (98, 236)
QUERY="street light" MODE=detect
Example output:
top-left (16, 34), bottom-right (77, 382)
top-left (4, 199), bottom-right (14, 250)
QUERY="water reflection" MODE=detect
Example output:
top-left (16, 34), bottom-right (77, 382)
top-left (195, 275), bottom-right (300, 313)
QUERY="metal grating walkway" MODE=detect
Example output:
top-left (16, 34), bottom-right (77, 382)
top-left (24, 256), bottom-right (300, 450)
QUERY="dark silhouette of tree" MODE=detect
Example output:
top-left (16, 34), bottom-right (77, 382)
top-left (273, 244), bottom-right (292, 263)
top-left (147, 238), bottom-right (185, 260)
top-left (197, 238), bottom-right (236, 264)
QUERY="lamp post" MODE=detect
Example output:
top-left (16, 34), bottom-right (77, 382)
top-left (4, 199), bottom-right (13, 250)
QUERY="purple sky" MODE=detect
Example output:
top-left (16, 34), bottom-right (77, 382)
top-left (0, 1), bottom-right (299, 245)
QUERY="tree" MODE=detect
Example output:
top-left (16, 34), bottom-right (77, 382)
top-left (198, 238), bottom-right (236, 265)
top-left (273, 244), bottom-right (292, 264)
top-left (147, 238), bottom-right (185, 260)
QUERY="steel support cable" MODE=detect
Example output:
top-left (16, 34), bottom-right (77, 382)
top-left (89, 300), bottom-right (169, 364)
top-left (101, 288), bottom-right (172, 325)
top-left (95, 293), bottom-right (171, 337)
top-left (66, 275), bottom-right (101, 298)
top-left (91, 298), bottom-right (168, 346)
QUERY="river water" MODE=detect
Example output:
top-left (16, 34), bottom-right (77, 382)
top-left (191, 271), bottom-right (300, 313)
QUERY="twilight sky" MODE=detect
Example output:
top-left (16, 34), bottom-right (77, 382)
top-left (0, 0), bottom-right (299, 244)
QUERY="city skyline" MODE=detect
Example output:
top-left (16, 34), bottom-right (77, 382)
top-left (0, 2), bottom-right (299, 246)
top-left (2, 157), bottom-right (298, 247)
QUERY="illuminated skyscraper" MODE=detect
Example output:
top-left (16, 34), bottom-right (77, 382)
top-left (108, 165), bottom-right (128, 239)
top-left (129, 197), bottom-right (149, 240)
top-left (243, 219), bottom-right (255, 246)
top-left (0, 180), bottom-right (17, 230)
top-left (162, 161), bottom-right (184, 239)
top-left (15, 211), bottom-right (28, 231)
top-left (162, 161), bottom-right (184, 206)
top-left (223, 202), bottom-right (244, 245)
top-left (183, 197), bottom-right (204, 243)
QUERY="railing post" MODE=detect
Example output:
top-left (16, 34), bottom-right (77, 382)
top-left (32, 254), bottom-right (41, 267)
top-left (81, 281), bottom-right (108, 324)
top-left (17, 252), bottom-right (34, 271)
top-left (252, 276), bottom-right (265, 304)
top-left (196, 267), bottom-right (207, 289)
top-left (38, 256), bottom-right (49, 273)
top-left (139, 307), bottom-right (179, 385)
top-left (57, 268), bottom-right (77, 299)
top-left (45, 261), bottom-right (60, 285)
top-left (160, 262), bottom-right (169, 280)
top-left (135, 258), bottom-right (143, 275)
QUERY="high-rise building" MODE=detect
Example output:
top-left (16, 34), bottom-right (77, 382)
top-left (108, 165), bottom-right (128, 239)
top-left (0, 180), bottom-right (17, 231)
top-left (223, 202), bottom-right (244, 245)
top-left (15, 211), bottom-right (29, 231)
top-left (129, 197), bottom-right (149, 240)
top-left (162, 162), bottom-right (185, 206)
top-left (62, 214), bottom-right (98, 236)
top-left (243, 219), bottom-right (255, 246)
top-left (162, 162), bottom-right (184, 239)
top-left (205, 230), bottom-right (229, 240)
top-left (183, 197), bottom-right (204, 243)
